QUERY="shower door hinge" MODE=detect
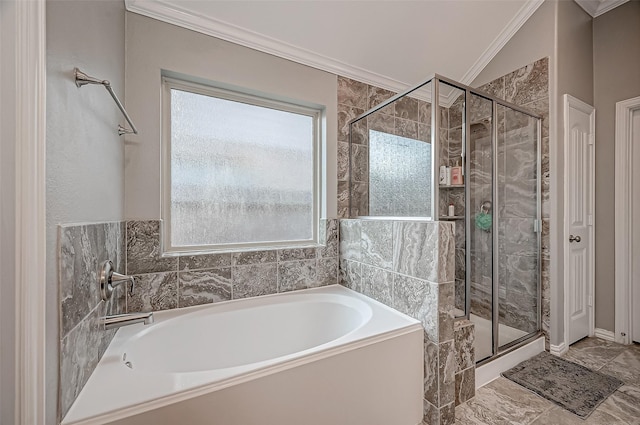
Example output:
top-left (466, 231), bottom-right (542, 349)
top-left (588, 215), bottom-right (593, 226)
top-left (588, 295), bottom-right (593, 307)
top-left (533, 219), bottom-right (541, 233)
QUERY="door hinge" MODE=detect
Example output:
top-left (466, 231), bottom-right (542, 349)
top-left (588, 215), bottom-right (593, 226)
top-left (588, 295), bottom-right (593, 307)
top-left (588, 135), bottom-right (595, 146)
top-left (534, 219), bottom-right (541, 233)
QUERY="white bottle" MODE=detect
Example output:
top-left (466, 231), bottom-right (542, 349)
top-left (448, 203), bottom-right (455, 217)
top-left (445, 166), bottom-right (452, 186)
top-left (439, 165), bottom-right (447, 185)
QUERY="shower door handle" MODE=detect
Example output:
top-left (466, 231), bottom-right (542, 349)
top-left (569, 235), bottom-right (581, 243)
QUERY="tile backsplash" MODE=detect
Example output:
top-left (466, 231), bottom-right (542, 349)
top-left (58, 222), bottom-right (126, 421)
top-left (125, 219), bottom-right (339, 311)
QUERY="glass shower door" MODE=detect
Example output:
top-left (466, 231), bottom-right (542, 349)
top-left (496, 105), bottom-right (540, 348)
top-left (467, 93), bottom-right (494, 362)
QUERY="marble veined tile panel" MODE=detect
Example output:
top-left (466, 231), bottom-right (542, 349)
top-left (318, 218), bottom-right (338, 258)
top-left (232, 263), bottom-right (277, 299)
top-left (277, 259), bottom-right (317, 292)
top-left (504, 57), bottom-right (549, 105)
top-left (127, 272), bottom-right (177, 312)
top-left (361, 220), bottom-right (393, 269)
top-left (337, 76), bottom-right (368, 109)
top-left (178, 268), bottom-right (231, 307)
top-left (393, 221), bottom-right (454, 283)
top-left (395, 95), bottom-right (419, 121)
top-left (59, 221), bottom-right (124, 337)
top-left (339, 219), bottom-right (362, 261)
top-left (338, 104), bottom-right (364, 143)
top-left (126, 220), bottom-right (177, 275)
top-left (360, 264), bottom-right (393, 306)
top-left (392, 274), bottom-right (438, 343)
top-left (439, 340), bottom-right (456, 406)
top-left (454, 320), bottom-right (475, 371)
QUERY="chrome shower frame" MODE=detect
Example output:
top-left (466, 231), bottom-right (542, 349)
top-left (347, 73), bottom-right (543, 365)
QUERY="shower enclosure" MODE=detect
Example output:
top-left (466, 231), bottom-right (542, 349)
top-left (348, 75), bottom-right (542, 365)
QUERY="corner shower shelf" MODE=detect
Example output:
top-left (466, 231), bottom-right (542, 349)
top-left (440, 216), bottom-right (464, 220)
top-left (439, 184), bottom-right (465, 189)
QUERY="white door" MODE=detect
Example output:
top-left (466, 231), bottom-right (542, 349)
top-left (632, 109), bottom-right (640, 343)
top-left (564, 95), bottom-right (595, 346)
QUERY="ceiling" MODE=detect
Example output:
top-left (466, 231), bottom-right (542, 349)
top-left (126, 0), bottom-right (546, 94)
top-left (574, 0), bottom-right (628, 17)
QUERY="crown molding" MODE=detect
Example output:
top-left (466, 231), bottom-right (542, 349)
top-left (574, 0), bottom-right (629, 17)
top-left (458, 0), bottom-right (544, 86)
top-left (125, 0), bottom-right (542, 107)
top-left (125, 0), bottom-right (411, 95)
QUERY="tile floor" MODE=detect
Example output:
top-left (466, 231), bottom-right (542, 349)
top-left (455, 338), bottom-right (640, 424)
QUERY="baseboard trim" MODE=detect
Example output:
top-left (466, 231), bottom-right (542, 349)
top-left (549, 342), bottom-right (568, 356)
top-left (594, 328), bottom-right (616, 342)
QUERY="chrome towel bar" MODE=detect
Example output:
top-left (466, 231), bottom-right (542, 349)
top-left (74, 67), bottom-right (138, 136)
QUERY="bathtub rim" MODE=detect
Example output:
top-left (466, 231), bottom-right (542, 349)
top-left (62, 285), bottom-right (423, 425)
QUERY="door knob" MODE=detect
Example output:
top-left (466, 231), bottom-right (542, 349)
top-left (569, 235), bottom-right (581, 243)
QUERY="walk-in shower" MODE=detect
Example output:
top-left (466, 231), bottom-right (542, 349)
top-left (348, 74), bottom-right (542, 365)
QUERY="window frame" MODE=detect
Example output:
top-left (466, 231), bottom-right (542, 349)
top-left (161, 76), bottom-right (322, 254)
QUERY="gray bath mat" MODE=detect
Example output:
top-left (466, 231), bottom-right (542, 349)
top-left (502, 351), bottom-right (623, 418)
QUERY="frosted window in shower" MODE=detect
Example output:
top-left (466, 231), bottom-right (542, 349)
top-left (165, 79), bottom-right (319, 250)
top-left (369, 130), bottom-right (431, 217)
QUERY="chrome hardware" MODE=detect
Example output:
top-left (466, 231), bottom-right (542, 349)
top-left (101, 312), bottom-right (154, 330)
top-left (74, 67), bottom-right (138, 135)
top-left (99, 260), bottom-right (135, 301)
top-left (569, 235), bottom-right (581, 243)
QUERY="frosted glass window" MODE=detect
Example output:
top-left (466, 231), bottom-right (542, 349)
top-left (165, 79), bottom-right (319, 250)
top-left (369, 130), bottom-right (431, 217)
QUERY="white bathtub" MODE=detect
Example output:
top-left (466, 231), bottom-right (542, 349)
top-left (62, 285), bottom-right (423, 425)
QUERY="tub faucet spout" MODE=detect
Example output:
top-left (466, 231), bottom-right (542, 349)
top-left (101, 312), bottom-right (154, 330)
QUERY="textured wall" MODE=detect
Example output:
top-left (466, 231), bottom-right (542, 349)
top-left (593, 0), bottom-right (640, 332)
top-left (339, 218), bottom-right (458, 425)
top-left (47, 1), bottom-right (125, 422)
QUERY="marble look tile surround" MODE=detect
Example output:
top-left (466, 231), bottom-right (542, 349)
top-left (58, 218), bottom-right (338, 420)
top-left (124, 219), bottom-right (339, 312)
top-left (58, 222), bottom-right (126, 420)
top-left (338, 218), bottom-right (459, 425)
top-left (337, 76), bottom-right (432, 218)
top-left (454, 319), bottom-right (476, 406)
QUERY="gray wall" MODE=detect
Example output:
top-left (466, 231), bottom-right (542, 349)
top-left (593, 0), bottom-right (640, 332)
top-left (124, 12), bottom-right (337, 221)
top-left (1, 1), bottom-right (17, 423)
top-left (46, 0), bottom-right (125, 422)
top-left (554, 0), bottom-right (594, 342)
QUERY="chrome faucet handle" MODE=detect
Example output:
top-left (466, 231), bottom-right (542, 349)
top-left (99, 260), bottom-right (135, 301)
top-left (110, 270), bottom-right (135, 296)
